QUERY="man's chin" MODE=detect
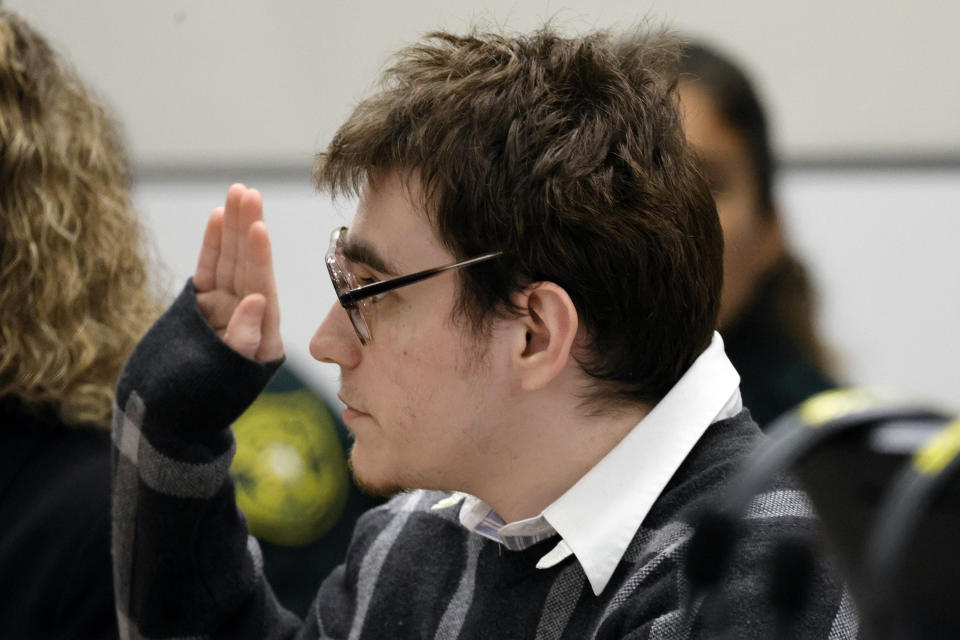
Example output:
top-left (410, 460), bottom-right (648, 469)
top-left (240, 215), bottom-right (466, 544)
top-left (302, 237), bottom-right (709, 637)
top-left (347, 452), bottom-right (405, 498)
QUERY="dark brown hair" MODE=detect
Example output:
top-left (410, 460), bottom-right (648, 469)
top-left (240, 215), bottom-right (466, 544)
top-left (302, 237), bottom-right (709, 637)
top-left (315, 26), bottom-right (722, 405)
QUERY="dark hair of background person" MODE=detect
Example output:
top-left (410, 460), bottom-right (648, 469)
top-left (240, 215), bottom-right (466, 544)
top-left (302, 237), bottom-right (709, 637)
top-left (315, 27), bottom-right (723, 408)
top-left (0, 8), bottom-right (161, 638)
top-left (678, 40), bottom-right (835, 425)
top-left (680, 42), bottom-right (776, 216)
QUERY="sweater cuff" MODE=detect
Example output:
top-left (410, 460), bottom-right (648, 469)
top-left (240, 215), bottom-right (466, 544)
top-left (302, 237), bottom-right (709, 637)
top-left (116, 279), bottom-right (283, 448)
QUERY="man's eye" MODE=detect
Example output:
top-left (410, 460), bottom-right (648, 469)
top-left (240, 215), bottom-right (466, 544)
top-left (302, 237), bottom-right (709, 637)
top-left (349, 266), bottom-right (377, 285)
top-left (355, 276), bottom-right (388, 303)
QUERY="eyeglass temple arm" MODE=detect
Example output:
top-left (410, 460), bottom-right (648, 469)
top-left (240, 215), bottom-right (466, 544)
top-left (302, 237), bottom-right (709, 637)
top-left (339, 252), bottom-right (501, 306)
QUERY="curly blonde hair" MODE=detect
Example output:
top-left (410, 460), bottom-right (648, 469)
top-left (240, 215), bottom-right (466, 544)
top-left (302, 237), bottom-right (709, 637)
top-left (0, 10), bottom-right (160, 427)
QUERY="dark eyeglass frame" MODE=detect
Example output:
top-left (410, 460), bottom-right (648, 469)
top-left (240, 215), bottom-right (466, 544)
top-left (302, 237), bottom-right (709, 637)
top-left (325, 226), bottom-right (501, 344)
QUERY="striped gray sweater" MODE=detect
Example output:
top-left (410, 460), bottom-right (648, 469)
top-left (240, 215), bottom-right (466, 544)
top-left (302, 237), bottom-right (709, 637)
top-left (111, 283), bottom-right (858, 639)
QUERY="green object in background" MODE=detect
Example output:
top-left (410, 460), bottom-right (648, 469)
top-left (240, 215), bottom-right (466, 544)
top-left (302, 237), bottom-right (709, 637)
top-left (231, 385), bottom-right (350, 547)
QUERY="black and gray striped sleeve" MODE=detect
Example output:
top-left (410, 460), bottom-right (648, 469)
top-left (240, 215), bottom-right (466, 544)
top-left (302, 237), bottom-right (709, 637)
top-left (110, 280), bottom-right (301, 640)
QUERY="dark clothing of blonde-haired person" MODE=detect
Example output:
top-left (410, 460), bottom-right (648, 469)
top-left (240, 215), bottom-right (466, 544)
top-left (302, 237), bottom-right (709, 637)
top-left (0, 398), bottom-right (116, 639)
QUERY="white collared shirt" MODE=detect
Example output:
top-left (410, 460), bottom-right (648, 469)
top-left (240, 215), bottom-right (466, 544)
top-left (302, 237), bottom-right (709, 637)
top-left (431, 332), bottom-right (741, 595)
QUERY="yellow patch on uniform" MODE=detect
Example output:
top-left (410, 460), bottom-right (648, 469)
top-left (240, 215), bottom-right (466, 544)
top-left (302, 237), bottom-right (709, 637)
top-left (231, 390), bottom-right (350, 546)
top-left (798, 388), bottom-right (903, 427)
top-left (914, 419), bottom-right (960, 477)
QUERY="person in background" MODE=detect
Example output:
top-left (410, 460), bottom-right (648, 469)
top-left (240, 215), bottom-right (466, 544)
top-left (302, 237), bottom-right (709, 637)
top-left (0, 9), bottom-right (160, 638)
top-left (678, 42), bottom-right (836, 427)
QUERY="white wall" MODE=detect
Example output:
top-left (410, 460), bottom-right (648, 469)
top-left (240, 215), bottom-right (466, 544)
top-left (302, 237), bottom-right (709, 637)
top-left (6, 1), bottom-right (959, 413)
top-left (780, 169), bottom-right (960, 411)
top-left (133, 169), bottom-right (960, 415)
top-left (6, 0), bottom-right (960, 166)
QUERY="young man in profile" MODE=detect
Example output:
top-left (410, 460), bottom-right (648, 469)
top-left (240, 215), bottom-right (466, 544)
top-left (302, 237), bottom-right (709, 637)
top-left (112, 27), bottom-right (855, 639)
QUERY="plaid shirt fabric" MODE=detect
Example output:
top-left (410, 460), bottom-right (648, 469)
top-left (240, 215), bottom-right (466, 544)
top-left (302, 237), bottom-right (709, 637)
top-left (452, 495), bottom-right (558, 551)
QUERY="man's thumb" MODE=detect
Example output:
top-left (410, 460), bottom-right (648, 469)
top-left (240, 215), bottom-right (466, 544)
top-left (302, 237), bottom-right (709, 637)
top-left (224, 293), bottom-right (266, 360)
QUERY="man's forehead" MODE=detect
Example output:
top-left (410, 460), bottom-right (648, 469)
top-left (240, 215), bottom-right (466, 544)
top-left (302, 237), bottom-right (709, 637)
top-left (348, 172), bottom-right (451, 272)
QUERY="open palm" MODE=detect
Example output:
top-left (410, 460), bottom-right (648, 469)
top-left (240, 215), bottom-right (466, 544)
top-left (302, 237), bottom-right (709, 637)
top-left (193, 183), bottom-right (284, 363)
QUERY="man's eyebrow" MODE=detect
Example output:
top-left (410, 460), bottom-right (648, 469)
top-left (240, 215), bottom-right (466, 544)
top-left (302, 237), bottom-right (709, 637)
top-left (340, 236), bottom-right (399, 276)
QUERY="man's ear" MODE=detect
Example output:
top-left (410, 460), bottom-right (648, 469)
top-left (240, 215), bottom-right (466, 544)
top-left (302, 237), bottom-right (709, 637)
top-left (512, 282), bottom-right (579, 391)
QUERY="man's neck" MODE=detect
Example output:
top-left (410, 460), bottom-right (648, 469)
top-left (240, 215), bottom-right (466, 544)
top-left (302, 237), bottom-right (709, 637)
top-left (468, 397), bottom-right (652, 523)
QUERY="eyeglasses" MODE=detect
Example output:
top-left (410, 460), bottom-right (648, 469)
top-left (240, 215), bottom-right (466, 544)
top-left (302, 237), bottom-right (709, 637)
top-left (325, 226), bottom-right (501, 345)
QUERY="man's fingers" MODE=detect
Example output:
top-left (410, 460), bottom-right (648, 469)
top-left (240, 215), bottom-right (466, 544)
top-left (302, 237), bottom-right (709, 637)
top-left (195, 183), bottom-right (281, 362)
top-left (223, 293), bottom-right (267, 360)
top-left (194, 208), bottom-right (224, 292)
top-left (196, 289), bottom-right (238, 332)
top-left (215, 183), bottom-right (246, 293)
top-left (235, 188), bottom-right (264, 294)
top-left (245, 221), bottom-right (284, 362)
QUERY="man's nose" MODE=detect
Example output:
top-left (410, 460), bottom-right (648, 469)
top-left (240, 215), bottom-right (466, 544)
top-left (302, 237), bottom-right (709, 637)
top-left (309, 303), bottom-right (361, 369)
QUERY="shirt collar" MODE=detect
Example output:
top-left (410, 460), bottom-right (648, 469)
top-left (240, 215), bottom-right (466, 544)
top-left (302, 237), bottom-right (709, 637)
top-left (435, 332), bottom-right (741, 595)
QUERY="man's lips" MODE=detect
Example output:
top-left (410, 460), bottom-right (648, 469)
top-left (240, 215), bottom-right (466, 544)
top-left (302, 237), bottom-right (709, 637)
top-left (338, 394), bottom-right (370, 420)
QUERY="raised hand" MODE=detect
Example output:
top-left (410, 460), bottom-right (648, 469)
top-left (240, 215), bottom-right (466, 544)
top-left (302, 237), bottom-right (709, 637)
top-left (194, 184), bottom-right (284, 363)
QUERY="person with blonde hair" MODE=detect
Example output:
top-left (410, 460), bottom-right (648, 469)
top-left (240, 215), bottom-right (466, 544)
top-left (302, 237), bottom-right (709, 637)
top-left (0, 9), bottom-right (159, 638)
